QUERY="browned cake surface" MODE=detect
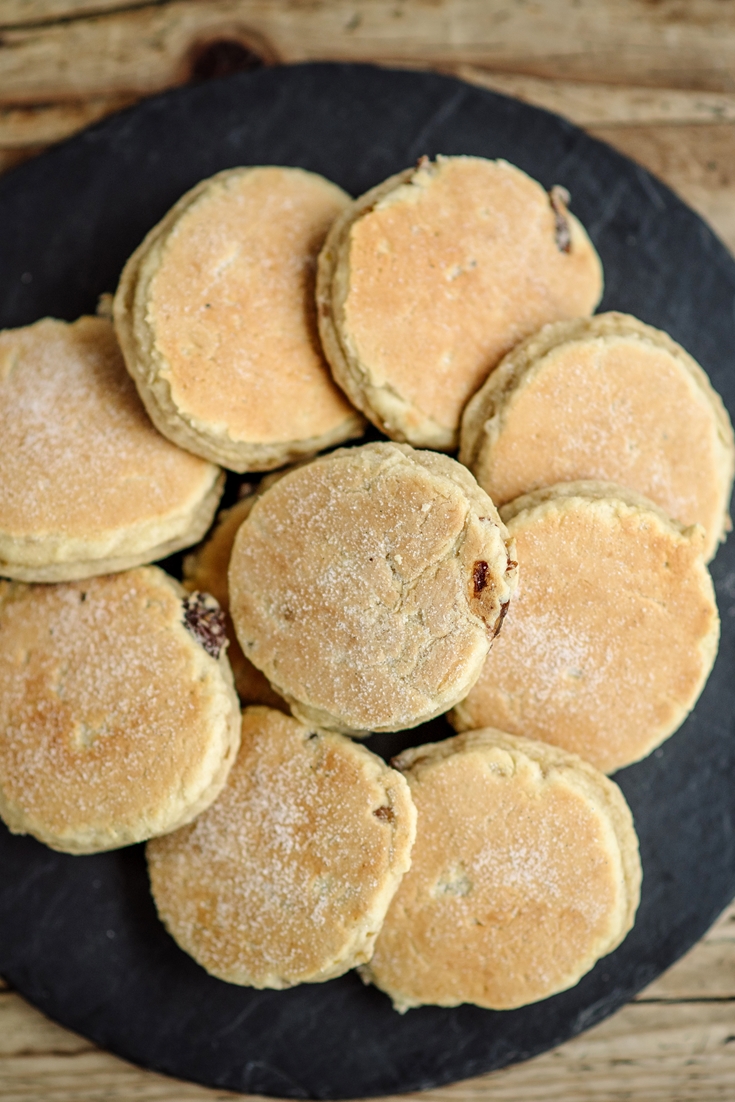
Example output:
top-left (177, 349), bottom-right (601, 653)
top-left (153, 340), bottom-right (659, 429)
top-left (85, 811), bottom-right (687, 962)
top-left (0, 567), bottom-right (240, 853)
top-left (228, 442), bottom-right (518, 735)
top-left (0, 316), bottom-right (222, 580)
top-left (362, 729), bottom-right (640, 1011)
top-left (147, 707), bottom-right (416, 988)
top-left (451, 483), bottom-right (719, 773)
top-left (318, 156), bottom-right (602, 449)
top-left (460, 313), bottom-right (735, 561)
top-left (115, 166), bottom-right (364, 470)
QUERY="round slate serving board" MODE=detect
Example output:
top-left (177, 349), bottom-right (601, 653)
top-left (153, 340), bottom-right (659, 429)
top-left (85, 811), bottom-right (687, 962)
top-left (1, 62), bottom-right (735, 1101)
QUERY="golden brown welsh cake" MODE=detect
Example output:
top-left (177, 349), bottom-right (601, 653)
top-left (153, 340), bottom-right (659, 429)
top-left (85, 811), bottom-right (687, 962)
top-left (460, 313), bottom-right (735, 561)
top-left (0, 567), bottom-right (241, 854)
top-left (317, 156), bottom-right (603, 451)
top-left (114, 166), bottom-right (364, 471)
top-left (451, 483), bottom-right (720, 774)
top-left (228, 442), bottom-right (518, 736)
top-left (147, 707), bottom-right (417, 988)
top-left (361, 729), bottom-right (641, 1012)
top-left (0, 316), bottom-right (223, 582)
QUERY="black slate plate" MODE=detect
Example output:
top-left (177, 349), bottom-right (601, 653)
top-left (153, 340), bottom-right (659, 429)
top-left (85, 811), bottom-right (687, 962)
top-left (1, 63), bottom-right (735, 1101)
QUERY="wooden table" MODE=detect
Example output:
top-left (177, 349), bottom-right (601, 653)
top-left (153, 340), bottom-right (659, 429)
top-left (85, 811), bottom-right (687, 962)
top-left (4, 901), bottom-right (735, 1101)
top-left (2, 3), bottom-right (735, 1098)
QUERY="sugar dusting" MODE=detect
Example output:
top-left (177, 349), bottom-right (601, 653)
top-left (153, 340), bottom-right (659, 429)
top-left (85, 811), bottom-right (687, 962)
top-left (369, 743), bottom-right (621, 1008)
top-left (0, 571), bottom-right (219, 840)
top-left (344, 157), bottom-right (601, 428)
top-left (0, 318), bottom-right (210, 537)
top-left (230, 445), bottom-right (512, 730)
top-left (490, 336), bottom-right (722, 532)
top-left (149, 713), bottom-right (400, 983)
top-left (149, 168), bottom-right (353, 440)
top-left (460, 501), bottom-right (715, 771)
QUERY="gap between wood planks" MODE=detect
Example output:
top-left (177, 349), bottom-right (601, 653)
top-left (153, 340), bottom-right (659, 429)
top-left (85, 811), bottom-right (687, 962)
top-left (3, 0), bottom-right (735, 96)
top-left (1, 13), bottom-right (735, 249)
top-left (1, 104), bottom-right (735, 255)
top-left (3, 74), bottom-right (735, 146)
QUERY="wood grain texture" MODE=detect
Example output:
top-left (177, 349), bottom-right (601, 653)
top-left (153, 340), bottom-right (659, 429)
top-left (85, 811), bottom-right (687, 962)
top-left (3, 1003), bottom-right (735, 1102)
top-left (587, 123), bottom-right (735, 254)
top-left (0, 0), bottom-right (152, 23)
top-left (1, 4), bottom-right (735, 1099)
top-left (455, 69), bottom-right (735, 127)
top-left (1, 2), bottom-right (735, 253)
top-left (0, 94), bottom-right (134, 145)
top-left (3, 0), bottom-right (735, 103)
top-left (451, 68), bottom-right (735, 251)
top-left (3, 904), bottom-right (735, 1101)
top-left (0, 142), bottom-right (42, 171)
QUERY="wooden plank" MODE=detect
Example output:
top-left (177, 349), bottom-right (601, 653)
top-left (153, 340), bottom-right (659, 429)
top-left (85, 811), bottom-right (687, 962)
top-left (588, 122), bottom-right (735, 193)
top-left (443, 70), bottom-right (735, 254)
top-left (0, 1), bottom-right (276, 104)
top-left (627, 902), bottom-right (735, 1001)
top-left (0, 143), bottom-right (42, 171)
top-left (0, 991), bottom-right (241, 1098)
top-left (0, 1049), bottom-right (245, 1101)
top-left (434, 1002), bottom-right (735, 1101)
top-left (0, 1), bottom-right (151, 25)
top-left (2, 901), bottom-right (735, 1099)
top-left (638, 941), bottom-right (735, 1001)
top-left (0, 2), bottom-right (733, 264)
top-left (4, 1), bottom-right (735, 104)
top-left (430, 70), bottom-right (735, 255)
top-left (455, 69), bottom-right (735, 127)
top-left (587, 122), bottom-right (735, 255)
top-left (1, 913), bottom-right (734, 1100)
top-left (3, 999), bottom-right (735, 1101)
top-left (443, 78), bottom-right (735, 254)
top-left (0, 94), bottom-right (133, 145)
top-left (0, 992), bottom-right (92, 1056)
top-left (706, 899), bottom-right (735, 941)
top-left (5, 73), bottom-right (735, 151)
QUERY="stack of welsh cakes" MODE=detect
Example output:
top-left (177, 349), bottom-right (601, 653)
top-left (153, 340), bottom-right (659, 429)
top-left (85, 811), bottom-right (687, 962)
top-left (0, 156), bottom-right (729, 1012)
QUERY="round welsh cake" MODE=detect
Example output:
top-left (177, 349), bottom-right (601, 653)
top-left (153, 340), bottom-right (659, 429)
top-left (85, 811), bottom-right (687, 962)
top-left (114, 166), bottom-right (364, 471)
top-left (451, 483), bottom-right (720, 773)
top-left (147, 706), bottom-right (417, 988)
top-left (317, 155), bottom-right (603, 451)
top-left (0, 316), bottom-right (222, 582)
top-left (228, 442), bottom-right (518, 735)
top-left (362, 729), bottom-right (641, 1011)
top-left (0, 567), bottom-right (241, 853)
top-left (460, 313), bottom-right (735, 562)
